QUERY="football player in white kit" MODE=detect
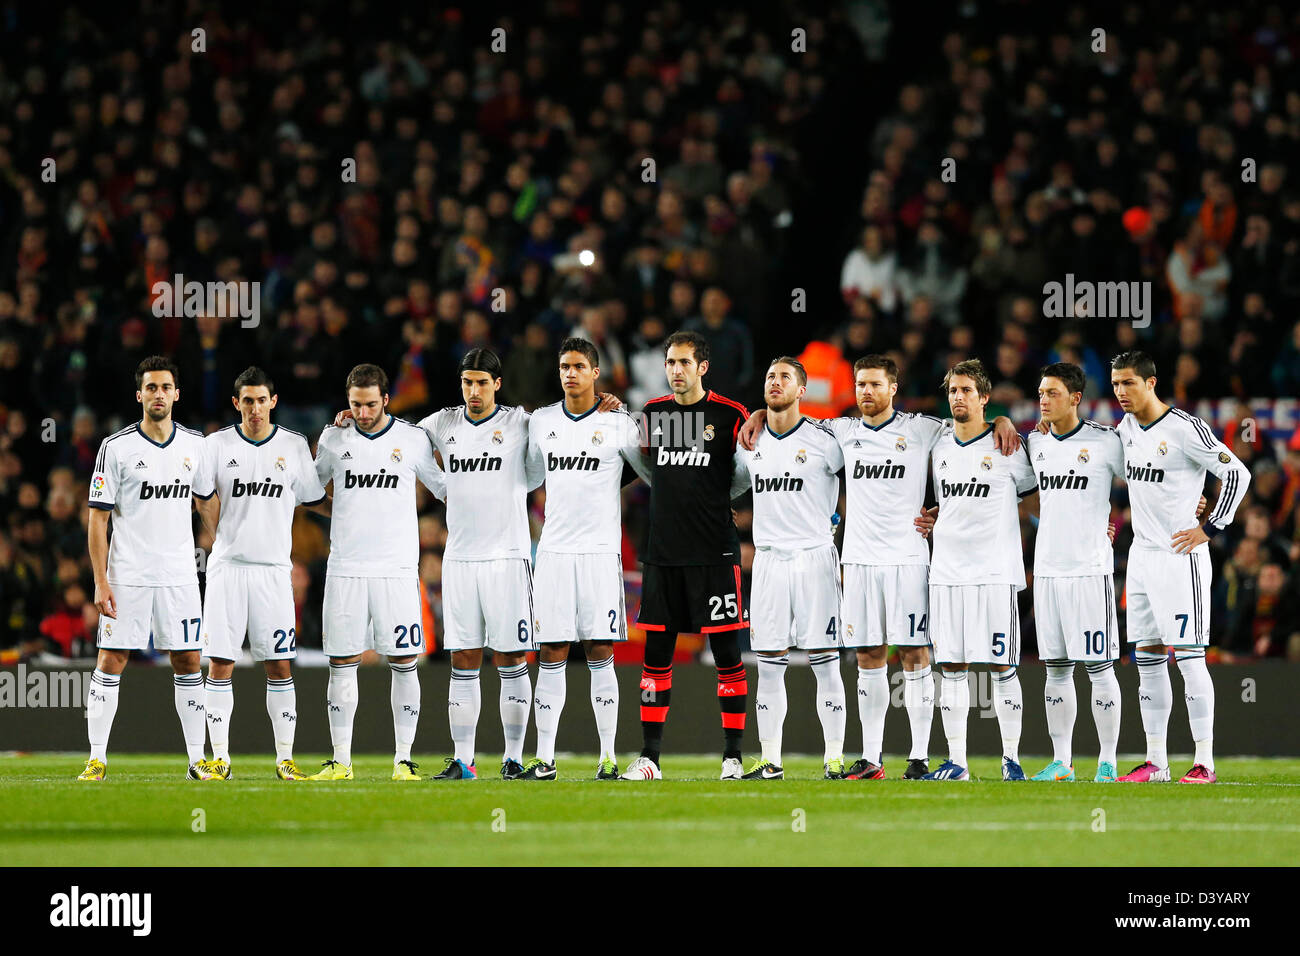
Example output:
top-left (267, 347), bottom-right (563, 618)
top-left (81, 356), bottom-right (214, 781)
top-left (420, 349), bottom-right (546, 781)
top-left (924, 360), bottom-right (1037, 781)
top-left (732, 357), bottom-right (847, 780)
top-left (313, 364), bottom-right (446, 781)
top-left (739, 355), bottom-right (1018, 780)
top-left (519, 338), bottom-right (648, 781)
top-left (191, 367), bottom-right (331, 781)
top-left (1024, 363), bottom-right (1126, 783)
top-left (1111, 352), bottom-right (1249, 784)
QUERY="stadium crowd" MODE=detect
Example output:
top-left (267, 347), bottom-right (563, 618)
top-left (1, 1), bottom-right (1299, 664)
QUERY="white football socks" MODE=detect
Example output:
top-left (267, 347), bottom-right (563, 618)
top-left (903, 665), bottom-right (934, 760)
top-left (1043, 661), bottom-right (1076, 766)
top-left (1135, 646), bottom-right (1171, 768)
top-left (856, 664), bottom-right (888, 764)
top-left (1176, 650), bottom-right (1215, 772)
top-left (756, 654), bottom-right (788, 766)
top-left (1085, 662), bottom-right (1121, 768)
top-left (992, 668), bottom-right (1023, 763)
top-left (86, 668), bottom-right (120, 762)
top-left (173, 672), bottom-right (207, 764)
top-left (266, 676), bottom-right (297, 762)
top-left (534, 659), bottom-right (567, 764)
top-left (939, 668), bottom-right (969, 767)
top-left (810, 652), bottom-right (845, 762)
top-left (204, 675), bottom-right (234, 762)
top-left (587, 654), bottom-right (619, 761)
top-left (449, 667), bottom-right (480, 765)
top-left (389, 660), bottom-right (420, 765)
top-left (326, 661), bottom-right (359, 766)
top-left (498, 662), bottom-right (531, 765)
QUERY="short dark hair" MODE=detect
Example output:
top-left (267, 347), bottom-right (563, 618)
top-left (767, 356), bottom-right (807, 386)
top-left (664, 330), bottom-right (709, 364)
top-left (1039, 361), bottom-right (1086, 397)
top-left (232, 365), bottom-right (276, 397)
top-left (1111, 350), bottom-right (1157, 381)
top-left (460, 347), bottom-right (503, 379)
top-left (558, 337), bottom-right (599, 368)
top-left (853, 354), bottom-right (898, 383)
top-left (345, 363), bottom-right (389, 393)
top-left (135, 355), bottom-right (179, 390)
top-left (943, 358), bottom-right (991, 397)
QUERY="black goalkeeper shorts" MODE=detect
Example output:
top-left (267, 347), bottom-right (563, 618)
top-left (636, 562), bottom-right (749, 636)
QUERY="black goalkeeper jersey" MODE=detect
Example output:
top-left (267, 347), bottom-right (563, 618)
top-left (640, 390), bottom-right (749, 566)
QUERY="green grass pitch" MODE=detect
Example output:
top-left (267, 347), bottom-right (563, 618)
top-left (3, 753), bottom-right (1298, 866)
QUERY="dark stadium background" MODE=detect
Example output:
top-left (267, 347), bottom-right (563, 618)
top-left (2, 0), bottom-right (1298, 668)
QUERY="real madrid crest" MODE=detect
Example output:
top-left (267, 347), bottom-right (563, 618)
top-left (795, 448), bottom-right (807, 464)
top-left (275, 456), bottom-right (286, 471)
top-left (703, 423), bottom-right (715, 441)
top-left (895, 436), bottom-right (907, 452)
top-left (492, 430), bottom-right (504, 445)
top-left (980, 455), bottom-right (992, 471)
top-left (1077, 448), bottom-right (1089, 464)
top-left (182, 457), bottom-right (192, 472)
top-left (1157, 441), bottom-right (1168, 456)
top-left (592, 430), bottom-right (604, 446)
top-left (390, 448), bottom-right (402, 463)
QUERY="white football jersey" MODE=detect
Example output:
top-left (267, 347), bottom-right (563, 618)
top-left (314, 416), bottom-right (444, 578)
top-left (88, 422), bottom-right (209, 587)
top-left (421, 404), bottom-right (541, 561)
top-left (197, 424), bottom-right (327, 571)
top-left (527, 402), bottom-right (642, 555)
top-left (829, 410), bottom-right (948, 566)
top-left (735, 417), bottom-right (843, 549)
top-left (1116, 406), bottom-right (1250, 555)
top-left (1026, 421), bottom-right (1124, 577)
top-left (929, 425), bottom-right (1037, 589)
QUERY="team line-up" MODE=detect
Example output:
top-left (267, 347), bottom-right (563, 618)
top-left (77, 331), bottom-right (1248, 786)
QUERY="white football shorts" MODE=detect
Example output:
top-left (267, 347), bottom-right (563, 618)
top-left (1034, 574), bottom-right (1119, 662)
top-left (532, 551), bottom-right (626, 643)
top-left (322, 575), bottom-right (426, 657)
top-left (750, 545), bottom-right (842, 652)
top-left (203, 564), bottom-right (297, 661)
top-left (97, 583), bottom-right (204, 652)
top-left (928, 583), bottom-right (1021, 665)
top-left (442, 558), bottom-right (535, 652)
top-left (1125, 547), bottom-right (1211, 647)
top-left (840, 563), bottom-right (930, 648)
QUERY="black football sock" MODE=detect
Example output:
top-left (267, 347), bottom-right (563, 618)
top-left (710, 633), bottom-right (747, 760)
top-left (639, 632), bottom-right (677, 763)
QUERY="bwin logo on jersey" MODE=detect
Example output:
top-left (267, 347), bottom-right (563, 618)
top-left (1038, 470), bottom-right (1088, 490)
top-left (852, 459), bottom-right (905, 480)
top-left (231, 477), bottom-right (285, 498)
top-left (343, 468), bottom-right (400, 488)
top-left (939, 478), bottom-right (990, 498)
top-left (1126, 461), bottom-right (1166, 483)
top-left (795, 448), bottom-right (807, 464)
top-left (754, 473), bottom-right (805, 493)
top-left (656, 446), bottom-right (710, 466)
top-left (448, 452), bottom-right (503, 473)
top-left (548, 451), bottom-right (600, 472)
top-left (139, 479), bottom-right (191, 500)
